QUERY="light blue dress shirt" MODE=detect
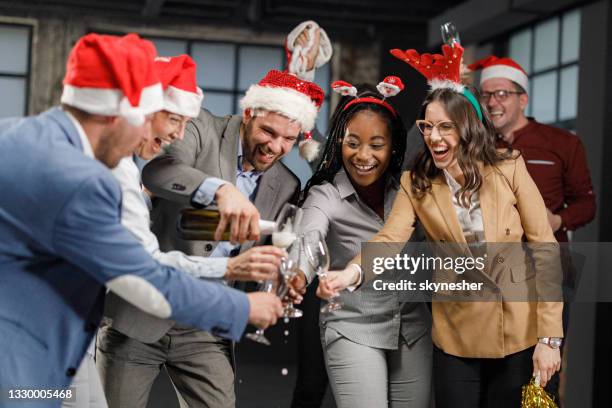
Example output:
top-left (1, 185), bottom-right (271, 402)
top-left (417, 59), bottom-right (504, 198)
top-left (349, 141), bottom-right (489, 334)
top-left (192, 138), bottom-right (262, 257)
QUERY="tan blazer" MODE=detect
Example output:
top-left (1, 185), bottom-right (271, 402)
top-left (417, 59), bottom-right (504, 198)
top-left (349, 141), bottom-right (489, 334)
top-left (353, 155), bottom-right (563, 358)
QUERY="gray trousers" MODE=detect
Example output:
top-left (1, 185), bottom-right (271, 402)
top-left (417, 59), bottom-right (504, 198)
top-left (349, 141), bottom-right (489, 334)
top-left (96, 325), bottom-right (234, 408)
top-left (321, 328), bottom-right (432, 408)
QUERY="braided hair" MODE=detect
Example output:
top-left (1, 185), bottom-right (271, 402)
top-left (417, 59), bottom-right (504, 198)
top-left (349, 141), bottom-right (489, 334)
top-left (302, 84), bottom-right (407, 204)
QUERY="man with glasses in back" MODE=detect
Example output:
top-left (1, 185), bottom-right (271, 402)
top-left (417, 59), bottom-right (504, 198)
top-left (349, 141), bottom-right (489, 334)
top-left (470, 56), bottom-right (595, 243)
top-left (469, 55), bottom-right (596, 402)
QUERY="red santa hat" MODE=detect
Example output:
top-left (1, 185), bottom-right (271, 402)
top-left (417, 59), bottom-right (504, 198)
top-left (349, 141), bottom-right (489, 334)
top-left (239, 69), bottom-right (325, 161)
top-left (468, 56), bottom-right (529, 92)
top-left (154, 55), bottom-right (204, 118)
top-left (61, 33), bottom-right (164, 126)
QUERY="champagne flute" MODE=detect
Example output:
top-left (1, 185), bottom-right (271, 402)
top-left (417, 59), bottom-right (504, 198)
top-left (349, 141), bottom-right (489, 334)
top-left (302, 230), bottom-right (343, 313)
top-left (440, 21), bottom-right (461, 46)
top-left (244, 279), bottom-right (275, 346)
top-left (273, 204), bottom-right (304, 318)
top-left (280, 239), bottom-right (304, 318)
top-left (245, 204), bottom-right (301, 344)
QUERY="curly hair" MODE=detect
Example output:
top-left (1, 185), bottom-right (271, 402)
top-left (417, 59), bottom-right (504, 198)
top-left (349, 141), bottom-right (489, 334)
top-left (410, 86), bottom-right (514, 207)
top-left (301, 84), bottom-right (407, 204)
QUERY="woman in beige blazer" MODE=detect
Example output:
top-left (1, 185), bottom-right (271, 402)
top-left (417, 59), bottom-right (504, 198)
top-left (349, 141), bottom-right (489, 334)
top-left (317, 78), bottom-right (563, 406)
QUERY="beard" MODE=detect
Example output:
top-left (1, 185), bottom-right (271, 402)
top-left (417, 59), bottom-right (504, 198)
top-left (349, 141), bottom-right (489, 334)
top-left (241, 121), bottom-right (278, 172)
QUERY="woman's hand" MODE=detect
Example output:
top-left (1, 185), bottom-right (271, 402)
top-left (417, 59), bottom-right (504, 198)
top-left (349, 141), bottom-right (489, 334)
top-left (284, 270), bottom-right (307, 305)
top-left (532, 343), bottom-right (561, 387)
top-left (316, 267), bottom-right (360, 300)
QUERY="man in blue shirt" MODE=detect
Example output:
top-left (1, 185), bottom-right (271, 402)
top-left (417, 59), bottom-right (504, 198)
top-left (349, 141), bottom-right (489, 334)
top-left (0, 33), bottom-right (282, 408)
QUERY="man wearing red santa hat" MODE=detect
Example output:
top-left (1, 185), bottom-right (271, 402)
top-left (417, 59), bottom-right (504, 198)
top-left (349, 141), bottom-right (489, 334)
top-left (469, 56), bottom-right (596, 243)
top-left (0, 33), bottom-right (283, 408)
top-left (96, 54), bottom-right (289, 408)
top-left (139, 23), bottom-right (330, 408)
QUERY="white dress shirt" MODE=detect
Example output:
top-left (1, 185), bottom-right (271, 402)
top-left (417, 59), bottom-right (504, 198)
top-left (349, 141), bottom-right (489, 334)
top-left (443, 169), bottom-right (485, 242)
top-left (64, 109), bottom-right (94, 159)
top-left (112, 157), bottom-right (228, 279)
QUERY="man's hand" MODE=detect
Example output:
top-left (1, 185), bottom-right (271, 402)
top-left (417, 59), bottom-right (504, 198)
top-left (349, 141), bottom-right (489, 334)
top-left (546, 208), bottom-right (563, 232)
top-left (226, 246), bottom-right (285, 282)
top-left (316, 267), bottom-right (359, 300)
top-left (214, 183), bottom-right (260, 243)
top-left (532, 343), bottom-right (561, 387)
top-left (246, 292), bottom-right (283, 329)
top-left (294, 25), bottom-right (321, 72)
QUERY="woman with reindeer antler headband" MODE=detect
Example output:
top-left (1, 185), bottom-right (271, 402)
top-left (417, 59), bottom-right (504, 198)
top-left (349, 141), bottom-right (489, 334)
top-left (291, 78), bottom-right (432, 407)
top-left (317, 44), bottom-right (563, 408)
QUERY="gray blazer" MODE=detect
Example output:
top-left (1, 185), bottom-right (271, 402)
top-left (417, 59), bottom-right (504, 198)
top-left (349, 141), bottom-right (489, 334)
top-left (103, 109), bottom-right (301, 343)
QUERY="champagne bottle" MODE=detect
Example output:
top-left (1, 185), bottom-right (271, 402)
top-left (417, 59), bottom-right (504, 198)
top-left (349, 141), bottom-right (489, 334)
top-left (179, 208), bottom-right (277, 241)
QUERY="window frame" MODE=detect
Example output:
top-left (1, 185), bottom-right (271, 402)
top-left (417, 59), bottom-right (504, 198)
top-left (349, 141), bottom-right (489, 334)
top-left (505, 9), bottom-right (581, 130)
top-left (0, 22), bottom-right (33, 117)
top-left (147, 35), bottom-right (332, 126)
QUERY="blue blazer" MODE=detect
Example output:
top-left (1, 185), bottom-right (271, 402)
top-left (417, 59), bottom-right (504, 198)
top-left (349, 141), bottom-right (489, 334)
top-left (0, 108), bottom-right (249, 403)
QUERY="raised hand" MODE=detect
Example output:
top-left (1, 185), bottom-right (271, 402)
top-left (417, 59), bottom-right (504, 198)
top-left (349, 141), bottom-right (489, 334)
top-left (294, 25), bottom-right (321, 72)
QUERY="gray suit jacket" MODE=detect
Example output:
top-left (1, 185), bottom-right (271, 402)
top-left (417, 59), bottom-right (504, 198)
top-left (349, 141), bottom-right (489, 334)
top-left (104, 109), bottom-right (301, 343)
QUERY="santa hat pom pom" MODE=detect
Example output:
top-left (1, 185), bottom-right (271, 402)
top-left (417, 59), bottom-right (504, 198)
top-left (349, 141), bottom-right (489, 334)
top-left (331, 80), bottom-right (357, 97)
top-left (299, 131), bottom-right (321, 162)
top-left (376, 76), bottom-right (404, 98)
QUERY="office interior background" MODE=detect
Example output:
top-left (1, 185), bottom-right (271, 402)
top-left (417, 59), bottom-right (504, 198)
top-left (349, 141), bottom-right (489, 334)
top-left (0, 0), bottom-right (610, 406)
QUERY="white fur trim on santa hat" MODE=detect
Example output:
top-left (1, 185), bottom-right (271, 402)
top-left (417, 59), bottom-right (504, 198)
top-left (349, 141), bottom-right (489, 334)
top-left (480, 65), bottom-right (529, 91)
top-left (299, 138), bottom-right (321, 162)
top-left (429, 78), bottom-right (465, 93)
top-left (61, 82), bottom-right (164, 125)
top-left (164, 85), bottom-right (204, 118)
top-left (239, 84), bottom-right (318, 132)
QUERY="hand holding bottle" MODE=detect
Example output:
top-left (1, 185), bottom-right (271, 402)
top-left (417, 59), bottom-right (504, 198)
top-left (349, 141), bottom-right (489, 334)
top-left (215, 183), bottom-right (261, 243)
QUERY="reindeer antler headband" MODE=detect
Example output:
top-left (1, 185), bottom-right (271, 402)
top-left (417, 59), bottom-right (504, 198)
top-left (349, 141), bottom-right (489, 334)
top-left (390, 44), bottom-right (483, 121)
top-left (330, 76), bottom-right (405, 117)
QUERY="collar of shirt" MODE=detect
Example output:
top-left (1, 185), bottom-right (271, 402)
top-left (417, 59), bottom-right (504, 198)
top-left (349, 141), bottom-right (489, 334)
top-left (334, 167), bottom-right (399, 219)
top-left (63, 109), bottom-right (94, 159)
top-left (236, 136), bottom-right (263, 182)
top-left (443, 169), bottom-right (462, 195)
top-left (506, 117), bottom-right (538, 146)
top-left (442, 169), bottom-right (481, 211)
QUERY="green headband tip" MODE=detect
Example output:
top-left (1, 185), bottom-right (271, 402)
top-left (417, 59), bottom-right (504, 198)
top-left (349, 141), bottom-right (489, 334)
top-left (462, 88), bottom-right (483, 122)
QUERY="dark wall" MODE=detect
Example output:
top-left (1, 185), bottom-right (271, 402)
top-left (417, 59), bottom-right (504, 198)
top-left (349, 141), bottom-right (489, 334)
top-left (379, 28), bottom-right (430, 127)
top-left (593, 0), bottom-right (612, 406)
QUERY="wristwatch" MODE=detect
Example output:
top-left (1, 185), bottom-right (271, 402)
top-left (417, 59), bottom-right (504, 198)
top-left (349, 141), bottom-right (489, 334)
top-left (538, 337), bottom-right (563, 349)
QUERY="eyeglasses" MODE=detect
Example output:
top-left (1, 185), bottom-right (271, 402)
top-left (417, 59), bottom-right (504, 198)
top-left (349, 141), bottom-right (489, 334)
top-left (480, 89), bottom-right (524, 103)
top-left (415, 120), bottom-right (457, 137)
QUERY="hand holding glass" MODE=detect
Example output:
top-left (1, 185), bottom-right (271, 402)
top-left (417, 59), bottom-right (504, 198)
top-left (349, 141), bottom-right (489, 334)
top-left (302, 230), bottom-right (343, 313)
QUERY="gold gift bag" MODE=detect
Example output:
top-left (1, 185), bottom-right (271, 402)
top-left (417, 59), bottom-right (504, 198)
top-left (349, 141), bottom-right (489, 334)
top-left (521, 376), bottom-right (558, 408)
